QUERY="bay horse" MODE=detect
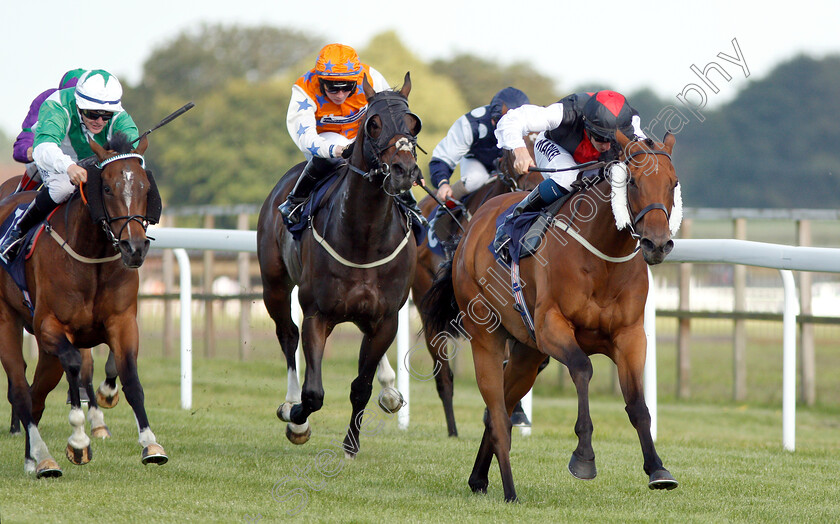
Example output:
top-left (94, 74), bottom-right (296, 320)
top-left (0, 133), bottom-right (166, 477)
top-left (0, 176), bottom-right (121, 436)
top-left (257, 73), bottom-right (422, 456)
top-left (410, 135), bottom-right (542, 437)
top-left (423, 131), bottom-right (681, 500)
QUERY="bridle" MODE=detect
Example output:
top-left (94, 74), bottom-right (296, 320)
top-left (90, 153), bottom-right (153, 250)
top-left (347, 91), bottom-right (421, 194)
top-left (620, 147), bottom-right (674, 239)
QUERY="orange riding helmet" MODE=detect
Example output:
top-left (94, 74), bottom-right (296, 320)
top-left (314, 44), bottom-right (364, 94)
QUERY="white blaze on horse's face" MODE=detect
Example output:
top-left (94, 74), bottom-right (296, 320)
top-left (121, 169), bottom-right (134, 209)
top-left (395, 137), bottom-right (413, 153)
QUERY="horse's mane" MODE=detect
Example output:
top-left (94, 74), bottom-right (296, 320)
top-left (105, 132), bottom-right (134, 154)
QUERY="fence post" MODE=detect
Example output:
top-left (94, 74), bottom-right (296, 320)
top-left (203, 214), bottom-right (216, 359)
top-left (797, 219), bottom-right (815, 405)
top-left (162, 215), bottom-right (176, 358)
top-left (733, 218), bottom-right (747, 401)
top-left (677, 219), bottom-right (692, 399)
top-left (238, 213), bottom-right (252, 361)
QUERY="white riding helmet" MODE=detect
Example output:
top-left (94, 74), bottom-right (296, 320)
top-left (75, 69), bottom-right (123, 112)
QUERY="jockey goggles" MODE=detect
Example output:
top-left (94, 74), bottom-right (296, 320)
top-left (322, 80), bottom-right (357, 94)
top-left (588, 129), bottom-right (611, 143)
top-left (80, 109), bottom-right (114, 121)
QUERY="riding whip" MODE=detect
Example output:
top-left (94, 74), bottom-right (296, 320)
top-left (528, 160), bottom-right (604, 173)
top-left (132, 102), bottom-right (195, 145)
top-left (417, 183), bottom-right (466, 233)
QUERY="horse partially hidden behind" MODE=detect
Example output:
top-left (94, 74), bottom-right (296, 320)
top-left (423, 131), bottom-right (681, 501)
top-left (410, 135), bottom-right (542, 437)
top-left (0, 133), bottom-right (167, 477)
top-left (258, 73), bottom-right (422, 456)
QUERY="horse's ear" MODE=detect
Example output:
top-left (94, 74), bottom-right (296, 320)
top-left (399, 72), bottom-right (411, 98)
top-left (614, 129), bottom-right (631, 152)
top-left (362, 73), bottom-right (375, 100)
top-left (662, 131), bottom-right (676, 154)
top-left (89, 138), bottom-right (108, 162)
top-left (133, 135), bottom-right (148, 155)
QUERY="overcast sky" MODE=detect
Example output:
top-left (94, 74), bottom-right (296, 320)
top-left (3, 0), bottom-right (840, 137)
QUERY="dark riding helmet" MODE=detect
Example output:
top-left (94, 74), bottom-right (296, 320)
top-left (489, 87), bottom-right (530, 122)
top-left (582, 90), bottom-right (636, 142)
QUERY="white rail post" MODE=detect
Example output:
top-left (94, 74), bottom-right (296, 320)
top-left (397, 301), bottom-right (410, 429)
top-left (173, 248), bottom-right (193, 410)
top-left (644, 267), bottom-right (658, 442)
top-left (780, 270), bottom-right (798, 451)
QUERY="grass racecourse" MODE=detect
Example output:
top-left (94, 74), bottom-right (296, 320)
top-left (1, 325), bottom-right (839, 523)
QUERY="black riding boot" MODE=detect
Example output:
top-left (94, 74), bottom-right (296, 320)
top-left (396, 191), bottom-right (429, 227)
top-left (492, 185), bottom-right (552, 252)
top-left (0, 188), bottom-right (59, 262)
top-left (278, 157), bottom-right (339, 225)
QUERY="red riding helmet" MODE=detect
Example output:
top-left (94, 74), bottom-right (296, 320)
top-left (582, 90), bottom-right (636, 142)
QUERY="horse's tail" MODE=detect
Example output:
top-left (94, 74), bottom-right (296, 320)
top-left (420, 257), bottom-right (461, 338)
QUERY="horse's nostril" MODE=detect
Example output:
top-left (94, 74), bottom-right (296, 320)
top-left (641, 238), bottom-right (655, 252)
top-left (663, 240), bottom-right (674, 255)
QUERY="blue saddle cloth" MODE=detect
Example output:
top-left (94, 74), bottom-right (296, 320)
top-left (0, 204), bottom-right (41, 315)
top-left (489, 203), bottom-right (544, 265)
top-left (286, 172), bottom-right (426, 246)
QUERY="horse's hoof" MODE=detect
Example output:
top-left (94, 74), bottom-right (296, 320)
top-left (648, 469), bottom-right (679, 490)
top-left (91, 425), bottom-right (112, 439)
top-left (568, 453), bottom-right (597, 480)
top-left (377, 387), bottom-right (404, 414)
top-left (65, 443), bottom-right (92, 465)
top-left (285, 423), bottom-right (311, 445)
top-left (9, 426), bottom-right (21, 436)
top-left (35, 458), bottom-right (62, 478)
top-left (96, 388), bottom-right (119, 409)
top-left (468, 479), bottom-right (488, 494)
top-left (276, 402), bottom-right (297, 422)
top-left (344, 450), bottom-right (357, 460)
top-left (142, 444), bottom-right (169, 465)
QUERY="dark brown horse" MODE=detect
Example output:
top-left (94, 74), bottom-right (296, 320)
top-left (423, 131), bottom-right (681, 500)
top-left (0, 133), bottom-right (166, 477)
top-left (410, 135), bottom-right (542, 437)
top-left (258, 73), bottom-right (422, 457)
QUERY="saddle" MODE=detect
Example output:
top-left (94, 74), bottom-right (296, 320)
top-left (426, 199), bottom-right (469, 257)
top-left (0, 204), bottom-right (48, 315)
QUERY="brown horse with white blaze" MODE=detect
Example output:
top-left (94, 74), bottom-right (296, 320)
top-left (423, 131), bottom-right (681, 501)
top-left (0, 133), bottom-right (166, 477)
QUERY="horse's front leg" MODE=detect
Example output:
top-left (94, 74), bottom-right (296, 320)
top-left (282, 315), bottom-right (331, 444)
top-left (613, 327), bottom-right (678, 489)
top-left (107, 316), bottom-right (168, 465)
top-left (537, 310), bottom-right (597, 481)
top-left (342, 314), bottom-right (400, 459)
top-left (34, 325), bottom-right (92, 466)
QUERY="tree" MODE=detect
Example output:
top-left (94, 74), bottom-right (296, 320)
top-left (432, 53), bottom-right (560, 108)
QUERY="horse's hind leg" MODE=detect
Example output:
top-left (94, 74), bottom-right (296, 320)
top-left (80, 348), bottom-right (111, 439)
top-left (8, 375), bottom-right (21, 434)
top-left (374, 353), bottom-right (404, 414)
top-left (0, 320), bottom-right (61, 477)
top-left (28, 349), bottom-right (67, 476)
top-left (96, 350), bottom-right (120, 409)
top-left (613, 329), bottom-right (678, 489)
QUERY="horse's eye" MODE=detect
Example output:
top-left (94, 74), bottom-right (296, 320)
top-left (103, 185), bottom-right (112, 194)
top-left (628, 176), bottom-right (637, 188)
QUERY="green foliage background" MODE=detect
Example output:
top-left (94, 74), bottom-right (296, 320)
top-left (123, 24), bottom-right (840, 209)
